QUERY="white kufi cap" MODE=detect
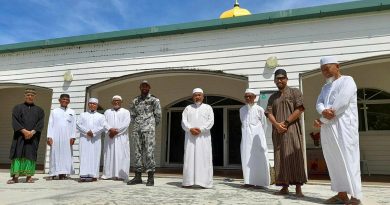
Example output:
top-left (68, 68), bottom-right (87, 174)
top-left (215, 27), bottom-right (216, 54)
top-left (112, 95), bottom-right (122, 101)
top-left (245, 89), bottom-right (256, 95)
top-left (320, 56), bottom-right (339, 66)
top-left (192, 88), bottom-right (203, 94)
top-left (88, 98), bottom-right (99, 104)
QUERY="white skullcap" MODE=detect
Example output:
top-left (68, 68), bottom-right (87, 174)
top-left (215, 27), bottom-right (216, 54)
top-left (320, 56), bottom-right (339, 66)
top-left (245, 89), bottom-right (256, 95)
top-left (192, 88), bottom-right (204, 94)
top-left (88, 98), bottom-right (99, 104)
top-left (140, 80), bottom-right (150, 85)
top-left (112, 95), bottom-right (122, 101)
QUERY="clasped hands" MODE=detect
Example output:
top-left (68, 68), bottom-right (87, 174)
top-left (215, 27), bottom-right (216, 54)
top-left (275, 122), bottom-right (288, 134)
top-left (313, 109), bottom-right (335, 128)
top-left (190, 128), bottom-right (201, 136)
top-left (108, 128), bottom-right (119, 138)
top-left (22, 129), bottom-right (35, 140)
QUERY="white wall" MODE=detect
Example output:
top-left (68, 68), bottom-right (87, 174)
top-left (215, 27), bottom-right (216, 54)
top-left (1, 11), bottom-right (390, 173)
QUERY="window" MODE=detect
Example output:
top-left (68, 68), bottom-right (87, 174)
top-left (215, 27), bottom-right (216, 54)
top-left (358, 88), bottom-right (390, 131)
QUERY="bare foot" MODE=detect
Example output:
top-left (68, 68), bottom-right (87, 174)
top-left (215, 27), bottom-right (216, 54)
top-left (295, 185), bottom-right (304, 197)
top-left (26, 176), bottom-right (34, 183)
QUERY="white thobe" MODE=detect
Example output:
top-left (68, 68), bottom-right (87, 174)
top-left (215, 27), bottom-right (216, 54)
top-left (316, 75), bottom-right (362, 199)
top-left (77, 111), bottom-right (106, 178)
top-left (101, 108), bottom-right (131, 180)
top-left (47, 107), bottom-right (76, 176)
top-left (240, 104), bottom-right (270, 186)
top-left (181, 103), bottom-right (214, 188)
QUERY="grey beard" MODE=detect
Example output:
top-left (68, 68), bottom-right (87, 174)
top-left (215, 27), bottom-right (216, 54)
top-left (326, 76), bottom-right (335, 84)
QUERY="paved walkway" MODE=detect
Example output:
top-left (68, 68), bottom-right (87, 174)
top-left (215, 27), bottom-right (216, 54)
top-left (0, 173), bottom-right (389, 205)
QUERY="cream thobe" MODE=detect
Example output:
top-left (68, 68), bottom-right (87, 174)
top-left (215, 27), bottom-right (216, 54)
top-left (316, 75), bottom-right (362, 199)
top-left (181, 103), bottom-right (214, 188)
top-left (102, 108), bottom-right (131, 180)
top-left (240, 104), bottom-right (270, 186)
top-left (77, 111), bottom-right (106, 178)
top-left (47, 107), bottom-right (76, 176)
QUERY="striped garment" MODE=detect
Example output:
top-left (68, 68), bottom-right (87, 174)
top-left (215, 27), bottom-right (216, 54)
top-left (266, 86), bottom-right (307, 186)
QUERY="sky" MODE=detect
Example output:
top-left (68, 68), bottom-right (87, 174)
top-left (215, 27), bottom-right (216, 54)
top-left (0, 0), bottom-right (357, 45)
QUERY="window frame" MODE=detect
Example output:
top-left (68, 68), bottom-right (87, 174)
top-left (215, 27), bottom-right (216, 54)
top-left (357, 88), bottom-right (390, 134)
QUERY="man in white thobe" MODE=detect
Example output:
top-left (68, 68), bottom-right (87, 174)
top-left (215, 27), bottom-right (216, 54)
top-left (314, 56), bottom-right (362, 205)
top-left (182, 88), bottom-right (214, 188)
top-left (77, 98), bottom-right (106, 182)
top-left (47, 94), bottom-right (76, 180)
top-left (101, 95), bottom-right (131, 181)
top-left (240, 89), bottom-right (270, 188)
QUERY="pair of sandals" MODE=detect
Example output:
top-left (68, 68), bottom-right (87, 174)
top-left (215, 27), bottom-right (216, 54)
top-left (7, 177), bottom-right (34, 184)
top-left (273, 189), bottom-right (305, 198)
top-left (51, 175), bottom-right (68, 180)
top-left (324, 195), bottom-right (361, 205)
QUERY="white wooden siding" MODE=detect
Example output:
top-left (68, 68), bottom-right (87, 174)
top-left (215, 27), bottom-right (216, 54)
top-left (1, 11), bottom-right (390, 174)
top-left (360, 134), bottom-right (390, 174)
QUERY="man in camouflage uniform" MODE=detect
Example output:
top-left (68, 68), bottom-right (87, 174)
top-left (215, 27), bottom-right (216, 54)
top-left (127, 80), bottom-right (161, 186)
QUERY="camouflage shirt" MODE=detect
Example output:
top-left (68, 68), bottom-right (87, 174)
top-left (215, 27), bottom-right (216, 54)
top-left (130, 93), bottom-right (161, 131)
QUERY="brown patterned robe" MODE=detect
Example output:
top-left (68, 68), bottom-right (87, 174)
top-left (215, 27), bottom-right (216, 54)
top-left (265, 86), bottom-right (307, 186)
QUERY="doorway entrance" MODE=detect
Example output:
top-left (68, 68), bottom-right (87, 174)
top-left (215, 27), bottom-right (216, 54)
top-left (166, 96), bottom-right (244, 168)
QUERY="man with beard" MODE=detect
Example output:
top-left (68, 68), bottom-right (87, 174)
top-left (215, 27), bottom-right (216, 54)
top-left (314, 56), bottom-right (362, 205)
top-left (265, 69), bottom-right (307, 197)
top-left (181, 88), bottom-right (214, 189)
top-left (77, 98), bottom-right (106, 182)
top-left (102, 95), bottom-right (131, 181)
top-left (240, 89), bottom-right (270, 188)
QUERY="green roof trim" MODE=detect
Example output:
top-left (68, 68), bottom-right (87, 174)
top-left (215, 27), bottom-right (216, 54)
top-left (1, 0), bottom-right (390, 54)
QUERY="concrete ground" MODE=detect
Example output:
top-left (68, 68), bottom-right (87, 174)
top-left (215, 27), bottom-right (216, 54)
top-left (0, 172), bottom-right (389, 205)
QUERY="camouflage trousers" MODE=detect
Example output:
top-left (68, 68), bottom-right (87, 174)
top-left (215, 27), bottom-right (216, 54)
top-left (133, 129), bottom-right (156, 173)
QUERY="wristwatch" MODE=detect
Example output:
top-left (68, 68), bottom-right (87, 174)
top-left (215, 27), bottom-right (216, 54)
top-left (284, 120), bottom-right (290, 126)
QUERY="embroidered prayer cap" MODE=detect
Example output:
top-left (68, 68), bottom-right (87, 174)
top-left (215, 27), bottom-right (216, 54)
top-left (24, 88), bottom-right (37, 95)
top-left (245, 89), bottom-right (256, 95)
top-left (88, 98), bottom-right (99, 104)
top-left (274, 69), bottom-right (287, 79)
top-left (320, 56), bottom-right (339, 66)
top-left (192, 88), bottom-right (204, 94)
top-left (140, 80), bottom-right (150, 85)
top-left (112, 95), bottom-right (122, 101)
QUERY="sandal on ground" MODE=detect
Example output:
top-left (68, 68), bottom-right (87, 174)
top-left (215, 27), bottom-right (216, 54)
top-left (7, 179), bottom-right (18, 184)
top-left (324, 195), bottom-right (348, 204)
top-left (346, 198), bottom-right (361, 205)
top-left (273, 189), bottom-right (289, 195)
top-left (240, 184), bottom-right (254, 188)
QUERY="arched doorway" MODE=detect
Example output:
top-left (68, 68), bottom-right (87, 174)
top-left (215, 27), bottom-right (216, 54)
top-left (86, 69), bottom-right (248, 168)
top-left (166, 95), bottom-right (244, 168)
top-left (0, 83), bottom-right (52, 170)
